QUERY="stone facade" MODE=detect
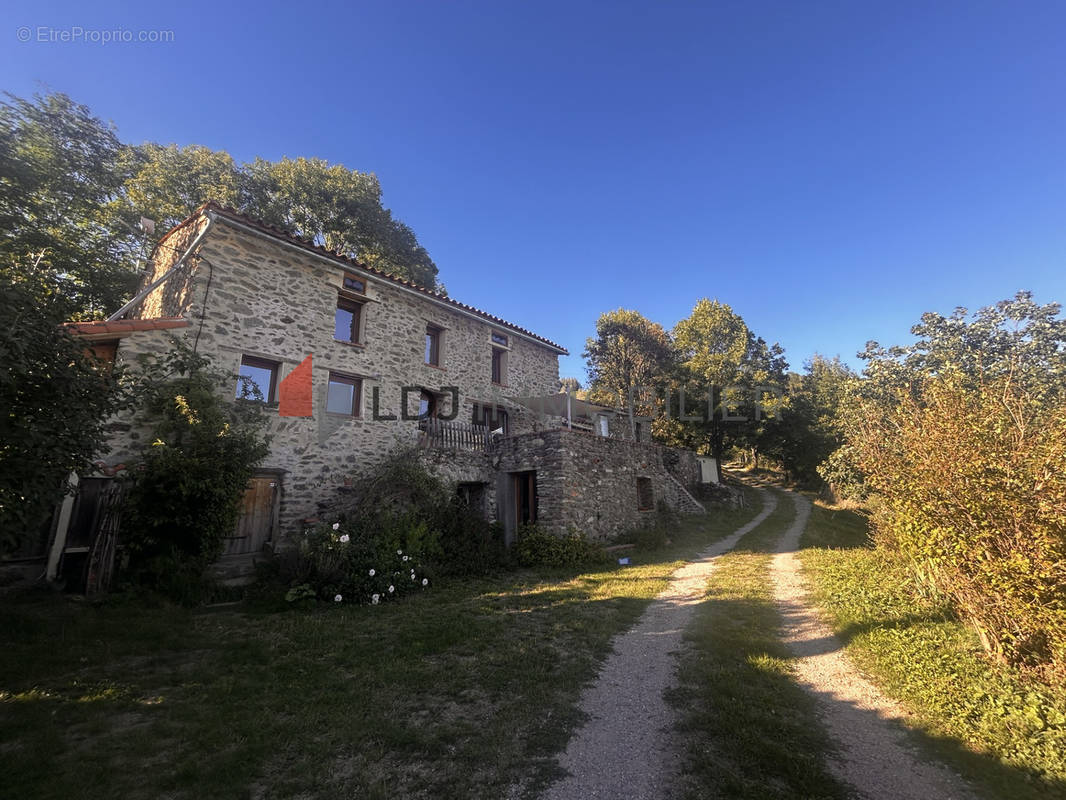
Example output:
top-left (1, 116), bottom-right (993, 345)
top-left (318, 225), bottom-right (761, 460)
top-left (88, 204), bottom-right (706, 554)
top-left (114, 206), bottom-right (565, 539)
top-left (495, 429), bottom-right (702, 541)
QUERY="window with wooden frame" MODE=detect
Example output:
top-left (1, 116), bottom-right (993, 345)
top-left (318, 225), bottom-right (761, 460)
top-left (237, 355), bottom-right (279, 403)
top-left (491, 347), bottom-right (507, 385)
top-left (335, 297), bottom-right (365, 344)
top-left (425, 324), bottom-right (443, 366)
top-left (326, 373), bottom-right (362, 416)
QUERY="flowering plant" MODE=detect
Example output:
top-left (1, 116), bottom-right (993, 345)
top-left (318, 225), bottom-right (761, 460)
top-left (285, 517), bottom-right (431, 605)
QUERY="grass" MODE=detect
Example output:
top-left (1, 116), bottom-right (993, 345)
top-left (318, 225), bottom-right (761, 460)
top-left (0, 494), bottom-right (759, 800)
top-left (800, 500), bottom-right (1066, 800)
top-left (670, 488), bottom-right (853, 800)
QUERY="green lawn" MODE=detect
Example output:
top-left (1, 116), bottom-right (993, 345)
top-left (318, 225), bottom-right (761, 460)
top-left (799, 500), bottom-right (1066, 800)
top-left (0, 494), bottom-right (759, 800)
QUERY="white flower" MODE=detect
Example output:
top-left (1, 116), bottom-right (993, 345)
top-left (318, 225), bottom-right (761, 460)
top-left (397, 549), bottom-right (403, 555)
top-left (339, 534), bottom-right (350, 543)
top-left (371, 593), bottom-right (380, 604)
top-left (388, 585), bottom-right (395, 593)
top-left (368, 568), bottom-right (376, 577)
top-left (402, 555), bottom-right (409, 562)
top-left (334, 594), bottom-right (342, 602)
top-left (422, 578), bottom-right (429, 586)
top-left (410, 574), bottom-right (415, 580)
top-left (332, 522), bottom-right (340, 531)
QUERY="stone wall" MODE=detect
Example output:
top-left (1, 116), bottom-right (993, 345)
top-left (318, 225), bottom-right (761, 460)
top-left (495, 429), bottom-right (704, 542)
top-left (118, 214), bottom-right (563, 540)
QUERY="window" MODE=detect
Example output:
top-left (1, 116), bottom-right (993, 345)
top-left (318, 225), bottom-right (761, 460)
top-left (335, 297), bottom-right (364, 344)
top-left (342, 274), bottom-right (366, 294)
top-left (326, 373), bottom-right (361, 416)
top-left (491, 331), bottom-right (508, 347)
top-left (636, 477), bottom-right (654, 511)
top-left (425, 325), bottom-right (442, 366)
top-left (473, 402), bottom-right (509, 435)
top-left (491, 347), bottom-right (507, 385)
top-left (597, 414), bottom-right (610, 437)
top-left (237, 356), bottom-right (278, 402)
top-left (634, 421), bottom-right (643, 443)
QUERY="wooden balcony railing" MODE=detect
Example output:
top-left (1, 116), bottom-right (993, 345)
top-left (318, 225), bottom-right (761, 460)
top-left (421, 418), bottom-right (491, 451)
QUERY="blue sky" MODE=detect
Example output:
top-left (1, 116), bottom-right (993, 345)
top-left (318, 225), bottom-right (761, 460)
top-left (4, 0), bottom-right (1065, 380)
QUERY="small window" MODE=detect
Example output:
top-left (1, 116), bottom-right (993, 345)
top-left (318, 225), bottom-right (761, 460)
top-left (491, 347), bottom-right (507, 385)
top-left (425, 325), bottom-right (442, 366)
top-left (326, 373), bottom-right (361, 416)
top-left (491, 331), bottom-right (508, 347)
top-left (342, 274), bottom-right (366, 294)
top-left (636, 477), bottom-right (654, 511)
top-left (237, 356), bottom-right (279, 403)
top-left (335, 297), bottom-right (364, 343)
top-left (634, 421), bottom-right (643, 443)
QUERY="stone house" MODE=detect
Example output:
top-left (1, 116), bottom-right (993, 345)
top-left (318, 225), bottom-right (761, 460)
top-left (35, 203), bottom-right (705, 585)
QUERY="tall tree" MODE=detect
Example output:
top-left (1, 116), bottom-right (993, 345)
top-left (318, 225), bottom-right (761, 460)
top-left (0, 279), bottom-right (126, 554)
top-left (114, 143), bottom-right (243, 232)
top-left (1, 90), bottom-right (444, 320)
top-left (242, 157), bottom-right (440, 290)
top-left (670, 299), bottom-right (787, 479)
top-left (0, 92), bottom-right (137, 317)
top-left (762, 355), bottom-right (856, 485)
top-left (583, 309), bottom-right (673, 436)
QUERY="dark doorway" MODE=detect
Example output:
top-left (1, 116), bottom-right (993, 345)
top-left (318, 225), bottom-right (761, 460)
top-left (513, 471), bottom-right (537, 527)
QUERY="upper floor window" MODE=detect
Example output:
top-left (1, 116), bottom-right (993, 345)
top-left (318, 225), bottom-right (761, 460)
top-left (237, 355), bottom-right (278, 403)
top-left (326, 372), bottom-right (362, 416)
top-left (335, 297), bottom-right (364, 344)
top-left (491, 331), bottom-right (508, 347)
top-left (343, 274), bottom-right (366, 294)
top-left (491, 347), bottom-right (507, 385)
top-left (425, 325), bottom-right (443, 366)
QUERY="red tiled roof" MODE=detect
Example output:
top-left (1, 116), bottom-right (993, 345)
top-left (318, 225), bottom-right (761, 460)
top-left (63, 318), bottom-right (190, 338)
top-left (161, 202), bottom-right (569, 354)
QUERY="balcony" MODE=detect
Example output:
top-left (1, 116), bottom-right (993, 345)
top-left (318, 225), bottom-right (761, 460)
top-left (420, 418), bottom-right (491, 452)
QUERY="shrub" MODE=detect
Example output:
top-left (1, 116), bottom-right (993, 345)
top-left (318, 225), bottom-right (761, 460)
top-left (285, 519), bottom-right (431, 605)
top-left (849, 371), bottom-right (1066, 671)
top-left (0, 280), bottom-right (126, 555)
top-left (515, 525), bottom-right (606, 568)
top-left (319, 452), bottom-right (511, 577)
top-left (120, 342), bottom-right (270, 602)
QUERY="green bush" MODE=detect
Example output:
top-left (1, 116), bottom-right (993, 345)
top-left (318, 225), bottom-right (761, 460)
top-left (515, 525), bottom-right (606, 568)
top-left (282, 454), bottom-right (512, 602)
top-left (286, 518), bottom-right (432, 605)
top-left (0, 280), bottom-right (126, 555)
top-left (121, 343), bottom-right (270, 603)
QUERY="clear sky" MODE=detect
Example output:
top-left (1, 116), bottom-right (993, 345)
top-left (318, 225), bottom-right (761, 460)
top-left (4, 0), bottom-right (1064, 380)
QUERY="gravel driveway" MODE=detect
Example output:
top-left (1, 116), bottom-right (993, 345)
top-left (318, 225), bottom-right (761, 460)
top-left (538, 490), bottom-right (777, 800)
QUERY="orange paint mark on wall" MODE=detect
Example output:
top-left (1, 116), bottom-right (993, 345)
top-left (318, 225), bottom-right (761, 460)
top-left (279, 354), bottom-right (313, 417)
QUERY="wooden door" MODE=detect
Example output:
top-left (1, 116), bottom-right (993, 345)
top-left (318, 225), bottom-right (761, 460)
top-left (223, 475), bottom-right (278, 556)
